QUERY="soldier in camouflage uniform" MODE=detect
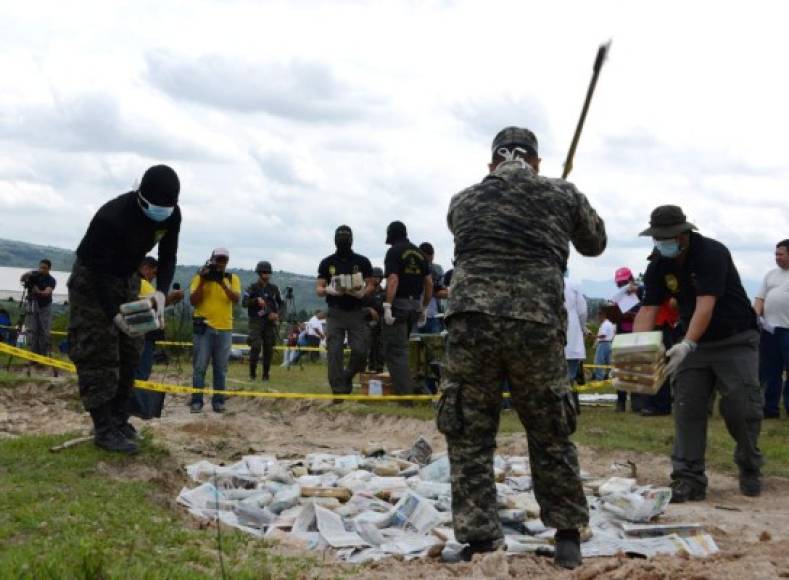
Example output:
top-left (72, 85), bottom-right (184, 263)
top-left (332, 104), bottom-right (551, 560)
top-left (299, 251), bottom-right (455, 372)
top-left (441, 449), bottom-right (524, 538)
top-left (69, 165), bottom-right (181, 454)
top-left (243, 261), bottom-right (283, 381)
top-left (438, 127), bottom-right (606, 569)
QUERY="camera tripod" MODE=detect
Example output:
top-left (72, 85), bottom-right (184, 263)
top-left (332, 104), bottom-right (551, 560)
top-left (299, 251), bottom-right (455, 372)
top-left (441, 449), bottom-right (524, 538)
top-left (4, 286), bottom-right (30, 371)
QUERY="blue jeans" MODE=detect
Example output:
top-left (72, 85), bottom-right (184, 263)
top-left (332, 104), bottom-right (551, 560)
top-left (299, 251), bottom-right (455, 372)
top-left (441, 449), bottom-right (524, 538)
top-left (592, 342), bottom-right (611, 380)
top-left (136, 339), bottom-right (155, 380)
top-left (129, 339), bottom-right (166, 419)
top-left (566, 359), bottom-right (582, 382)
top-left (191, 327), bottom-right (232, 406)
top-left (760, 327), bottom-right (789, 416)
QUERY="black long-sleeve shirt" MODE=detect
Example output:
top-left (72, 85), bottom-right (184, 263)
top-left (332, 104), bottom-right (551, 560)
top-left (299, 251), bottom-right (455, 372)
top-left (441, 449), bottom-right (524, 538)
top-left (75, 190), bottom-right (181, 319)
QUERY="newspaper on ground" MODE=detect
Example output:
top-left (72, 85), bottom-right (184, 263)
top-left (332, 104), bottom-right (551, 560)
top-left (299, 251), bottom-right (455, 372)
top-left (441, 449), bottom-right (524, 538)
top-left (176, 436), bottom-right (716, 563)
top-left (315, 504), bottom-right (367, 548)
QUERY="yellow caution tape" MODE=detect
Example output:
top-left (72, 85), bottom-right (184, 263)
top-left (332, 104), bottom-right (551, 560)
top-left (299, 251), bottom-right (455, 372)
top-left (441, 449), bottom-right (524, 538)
top-left (0, 341), bottom-right (613, 399)
top-left (0, 342), bottom-right (426, 400)
top-left (0, 324), bottom-right (331, 352)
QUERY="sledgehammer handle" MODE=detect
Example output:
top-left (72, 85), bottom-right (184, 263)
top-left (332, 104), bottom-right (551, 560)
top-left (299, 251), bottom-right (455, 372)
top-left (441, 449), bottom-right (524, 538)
top-left (562, 41), bottom-right (611, 180)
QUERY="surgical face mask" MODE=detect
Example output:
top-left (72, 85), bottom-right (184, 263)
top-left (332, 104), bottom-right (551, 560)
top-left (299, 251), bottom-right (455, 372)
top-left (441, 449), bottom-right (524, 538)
top-left (138, 191), bottom-right (174, 222)
top-left (654, 238), bottom-right (681, 258)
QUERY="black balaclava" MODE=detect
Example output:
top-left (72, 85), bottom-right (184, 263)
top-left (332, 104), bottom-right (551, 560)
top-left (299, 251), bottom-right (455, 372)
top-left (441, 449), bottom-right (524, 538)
top-left (139, 164), bottom-right (180, 206)
top-left (385, 221), bottom-right (407, 245)
top-left (335, 225), bottom-right (353, 256)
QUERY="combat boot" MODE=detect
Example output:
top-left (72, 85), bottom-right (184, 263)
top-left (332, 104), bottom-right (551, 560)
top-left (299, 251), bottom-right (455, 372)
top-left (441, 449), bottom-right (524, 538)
top-left (249, 362), bottom-right (256, 381)
top-left (669, 479), bottom-right (706, 503)
top-left (89, 404), bottom-right (138, 454)
top-left (739, 470), bottom-right (762, 497)
top-left (554, 529), bottom-right (582, 569)
top-left (441, 539), bottom-right (500, 563)
top-left (109, 397), bottom-right (140, 441)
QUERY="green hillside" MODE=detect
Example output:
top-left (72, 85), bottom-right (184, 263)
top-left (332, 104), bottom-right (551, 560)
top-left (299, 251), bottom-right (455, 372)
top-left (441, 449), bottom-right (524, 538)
top-left (0, 238), bottom-right (76, 271)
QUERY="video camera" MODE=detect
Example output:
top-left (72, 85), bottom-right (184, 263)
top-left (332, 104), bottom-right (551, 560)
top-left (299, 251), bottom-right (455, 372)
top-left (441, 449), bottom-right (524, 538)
top-left (20, 270), bottom-right (44, 292)
top-left (199, 261), bottom-right (230, 283)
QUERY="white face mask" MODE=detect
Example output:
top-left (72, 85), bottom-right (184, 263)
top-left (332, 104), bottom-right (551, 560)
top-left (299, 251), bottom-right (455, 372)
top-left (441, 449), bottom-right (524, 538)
top-left (138, 191), bottom-right (174, 222)
top-left (654, 238), bottom-right (681, 258)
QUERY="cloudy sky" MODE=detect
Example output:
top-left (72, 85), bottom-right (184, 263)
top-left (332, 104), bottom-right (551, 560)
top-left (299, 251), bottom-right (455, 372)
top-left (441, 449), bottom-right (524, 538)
top-left (1, 0), bottom-right (787, 295)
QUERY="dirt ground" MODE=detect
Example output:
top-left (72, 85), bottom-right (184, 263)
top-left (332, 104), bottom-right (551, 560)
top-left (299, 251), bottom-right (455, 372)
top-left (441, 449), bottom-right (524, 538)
top-left (2, 375), bottom-right (788, 579)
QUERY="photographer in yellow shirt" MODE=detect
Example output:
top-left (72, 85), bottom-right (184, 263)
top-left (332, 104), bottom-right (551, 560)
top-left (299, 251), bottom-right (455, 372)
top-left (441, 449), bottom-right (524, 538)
top-left (188, 248), bottom-right (240, 413)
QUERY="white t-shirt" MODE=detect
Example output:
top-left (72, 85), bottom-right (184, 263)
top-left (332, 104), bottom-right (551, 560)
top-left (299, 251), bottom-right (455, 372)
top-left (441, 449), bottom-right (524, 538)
top-left (597, 319), bottom-right (616, 342)
top-left (306, 316), bottom-right (324, 337)
top-left (757, 267), bottom-right (789, 329)
top-left (564, 279), bottom-right (587, 360)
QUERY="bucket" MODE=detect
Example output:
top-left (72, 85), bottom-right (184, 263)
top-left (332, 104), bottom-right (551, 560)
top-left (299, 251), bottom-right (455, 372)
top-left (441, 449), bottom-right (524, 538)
top-left (368, 379), bottom-right (383, 396)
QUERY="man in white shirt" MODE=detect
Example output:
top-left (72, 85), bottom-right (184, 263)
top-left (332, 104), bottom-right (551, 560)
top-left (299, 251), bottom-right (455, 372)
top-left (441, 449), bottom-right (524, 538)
top-left (564, 276), bottom-right (587, 411)
top-left (305, 311), bottom-right (326, 362)
top-left (754, 239), bottom-right (789, 419)
top-left (592, 309), bottom-right (616, 380)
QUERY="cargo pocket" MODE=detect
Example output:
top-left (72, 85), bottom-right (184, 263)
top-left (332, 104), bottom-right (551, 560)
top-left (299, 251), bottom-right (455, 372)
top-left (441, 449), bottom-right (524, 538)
top-left (436, 384), bottom-right (464, 437)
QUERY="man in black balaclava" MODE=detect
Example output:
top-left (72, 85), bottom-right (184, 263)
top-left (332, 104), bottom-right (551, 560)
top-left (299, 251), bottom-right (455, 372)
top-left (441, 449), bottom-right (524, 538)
top-left (316, 225), bottom-right (374, 400)
top-left (69, 164), bottom-right (181, 455)
top-left (382, 221), bottom-right (433, 401)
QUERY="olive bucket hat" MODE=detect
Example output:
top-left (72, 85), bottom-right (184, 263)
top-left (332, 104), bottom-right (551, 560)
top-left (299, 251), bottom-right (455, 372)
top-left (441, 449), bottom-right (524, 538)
top-left (639, 205), bottom-right (698, 238)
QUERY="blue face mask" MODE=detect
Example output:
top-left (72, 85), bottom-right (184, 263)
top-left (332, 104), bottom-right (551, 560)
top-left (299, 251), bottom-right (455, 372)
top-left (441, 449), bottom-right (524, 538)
top-left (138, 192), bottom-right (174, 222)
top-left (654, 238), bottom-right (681, 258)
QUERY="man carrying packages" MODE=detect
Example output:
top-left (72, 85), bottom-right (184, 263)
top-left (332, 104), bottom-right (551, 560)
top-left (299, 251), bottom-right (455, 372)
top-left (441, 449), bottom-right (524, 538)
top-left (634, 205), bottom-right (763, 500)
top-left (68, 165), bottom-right (181, 454)
top-left (316, 226), bottom-right (373, 398)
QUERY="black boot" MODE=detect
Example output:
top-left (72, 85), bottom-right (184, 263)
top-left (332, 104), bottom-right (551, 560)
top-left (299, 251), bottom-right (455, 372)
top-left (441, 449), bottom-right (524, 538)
top-left (110, 392), bottom-right (139, 441)
top-left (554, 529), bottom-right (582, 570)
top-left (441, 539), bottom-right (499, 563)
top-left (262, 362), bottom-right (270, 382)
top-left (89, 404), bottom-right (138, 454)
top-left (249, 362), bottom-right (257, 381)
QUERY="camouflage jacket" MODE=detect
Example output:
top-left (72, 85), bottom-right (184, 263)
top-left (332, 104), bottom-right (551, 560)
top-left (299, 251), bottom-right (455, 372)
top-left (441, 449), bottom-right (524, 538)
top-left (445, 162), bottom-right (606, 325)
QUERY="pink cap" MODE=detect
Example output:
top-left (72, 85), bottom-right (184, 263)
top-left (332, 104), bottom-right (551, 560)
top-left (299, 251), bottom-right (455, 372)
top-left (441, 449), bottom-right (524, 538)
top-left (614, 267), bottom-right (633, 284)
top-left (211, 247), bottom-right (230, 259)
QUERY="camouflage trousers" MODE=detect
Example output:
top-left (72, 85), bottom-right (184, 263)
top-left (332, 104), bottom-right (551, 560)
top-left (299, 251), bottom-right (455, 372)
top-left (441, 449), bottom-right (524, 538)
top-left (248, 318), bottom-right (277, 377)
top-left (67, 261), bottom-right (142, 411)
top-left (437, 312), bottom-right (589, 544)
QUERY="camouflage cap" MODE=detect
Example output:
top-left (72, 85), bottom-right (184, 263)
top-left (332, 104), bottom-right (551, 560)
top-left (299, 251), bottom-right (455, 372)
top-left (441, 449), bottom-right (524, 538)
top-left (491, 126), bottom-right (538, 156)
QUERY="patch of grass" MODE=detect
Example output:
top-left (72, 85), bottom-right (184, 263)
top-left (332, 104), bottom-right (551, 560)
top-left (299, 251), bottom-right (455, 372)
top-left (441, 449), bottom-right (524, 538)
top-left (0, 433), bottom-right (317, 579)
top-left (0, 369), bottom-right (33, 386)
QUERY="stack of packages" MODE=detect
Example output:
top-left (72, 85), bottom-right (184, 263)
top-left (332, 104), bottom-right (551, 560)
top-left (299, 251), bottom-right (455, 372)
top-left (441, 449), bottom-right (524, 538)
top-left (176, 436), bottom-right (721, 562)
top-left (119, 298), bottom-right (161, 336)
top-left (331, 273), bottom-right (364, 293)
top-left (610, 331), bottom-right (666, 394)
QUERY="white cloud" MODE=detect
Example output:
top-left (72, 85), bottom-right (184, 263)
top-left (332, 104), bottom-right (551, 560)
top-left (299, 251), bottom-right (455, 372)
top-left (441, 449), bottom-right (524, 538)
top-left (0, 0), bottom-right (787, 297)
